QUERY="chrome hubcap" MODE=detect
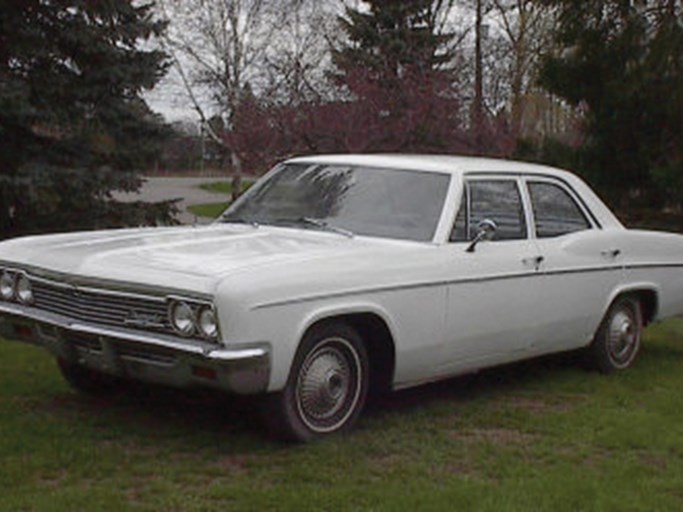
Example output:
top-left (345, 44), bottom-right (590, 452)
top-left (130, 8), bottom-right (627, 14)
top-left (607, 307), bottom-right (639, 366)
top-left (296, 338), bottom-right (362, 433)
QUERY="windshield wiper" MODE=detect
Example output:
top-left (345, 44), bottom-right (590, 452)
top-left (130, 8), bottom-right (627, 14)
top-left (297, 217), bottom-right (354, 238)
top-left (219, 216), bottom-right (259, 228)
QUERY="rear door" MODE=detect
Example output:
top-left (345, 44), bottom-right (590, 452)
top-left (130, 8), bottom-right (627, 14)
top-left (524, 177), bottom-right (623, 353)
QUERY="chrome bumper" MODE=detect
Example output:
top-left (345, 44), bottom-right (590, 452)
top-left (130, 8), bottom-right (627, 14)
top-left (0, 302), bottom-right (270, 394)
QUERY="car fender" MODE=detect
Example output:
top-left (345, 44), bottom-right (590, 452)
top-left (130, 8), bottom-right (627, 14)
top-left (593, 282), bottom-right (661, 340)
top-left (267, 300), bottom-right (398, 391)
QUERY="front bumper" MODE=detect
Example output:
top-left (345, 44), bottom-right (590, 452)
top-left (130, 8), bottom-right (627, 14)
top-left (0, 302), bottom-right (270, 394)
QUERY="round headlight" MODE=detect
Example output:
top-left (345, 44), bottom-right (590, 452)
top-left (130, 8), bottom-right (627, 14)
top-left (170, 301), bottom-right (195, 336)
top-left (0, 271), bottom-right (14, 301)
top-left (198, 306), bottom-right (218, 340)
top-left (16, 274), bottom-right (34, 305)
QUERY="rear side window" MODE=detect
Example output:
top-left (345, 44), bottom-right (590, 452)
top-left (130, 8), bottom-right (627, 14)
top-left (450, 179), bottom-right (527, 241)
top-left (528, 181), bottom-right (590, 238)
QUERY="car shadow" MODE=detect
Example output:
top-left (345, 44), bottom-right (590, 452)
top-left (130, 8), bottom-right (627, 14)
top-left (366, 350), bottom-right (586, 417)
top-left (53, 380), bottom-right (268, 445)
top-left (49, 350), bottom-right (585, 448)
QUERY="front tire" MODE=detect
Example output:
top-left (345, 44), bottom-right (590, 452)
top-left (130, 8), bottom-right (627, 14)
top-left (264, 322), bottom-right (369, 442)
top-left (586, 296), bottom-right (642, 373)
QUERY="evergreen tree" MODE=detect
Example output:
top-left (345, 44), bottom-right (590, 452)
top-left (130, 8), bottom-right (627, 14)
top-left (334, 0), bottom-right (454, 83)
top-left (0, 0), bottom-right (174, 239)
top-left (328, 1), bottom-right (470, 154)
top-left (538, 0), bottom-right (683, 208)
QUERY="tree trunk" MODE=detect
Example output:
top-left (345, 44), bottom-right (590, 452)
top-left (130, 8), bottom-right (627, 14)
top-left (230, 150), bottom-right (242, 202)
top-left (472, 0), bottom-right (485, 153)
top-left (510, 3), bottom-right (528, 138)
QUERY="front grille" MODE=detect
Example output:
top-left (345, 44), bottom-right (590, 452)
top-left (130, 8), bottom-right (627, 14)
top-left (31, 279), bottom-right (170, 333)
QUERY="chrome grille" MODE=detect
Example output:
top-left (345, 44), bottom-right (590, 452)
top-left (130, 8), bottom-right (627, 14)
top-left (31, 279), bottom-right (170, 332)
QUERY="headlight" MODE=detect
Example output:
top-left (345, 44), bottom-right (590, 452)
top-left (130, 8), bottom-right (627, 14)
top-left (0, 271), bottom-right (14, 301)
top-left (170, 301), bottom-right (195, 336)
top-left (198, 306), bottom-right (218, 340)
top-left (15, 274), bottom-right (34, 305)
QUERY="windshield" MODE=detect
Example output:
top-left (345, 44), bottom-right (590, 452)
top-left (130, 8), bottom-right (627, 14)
top-left (221, 163), bottom-right (451, 242)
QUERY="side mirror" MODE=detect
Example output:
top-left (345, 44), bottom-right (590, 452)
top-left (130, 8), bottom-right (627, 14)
top-left (466, 219), bottom-right (497, 253)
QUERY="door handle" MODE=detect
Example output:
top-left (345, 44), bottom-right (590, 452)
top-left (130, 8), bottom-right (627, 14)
top-left (601, 249), bottom-right (621, 259)
top-left (522, 255), bottom-right (544, 270)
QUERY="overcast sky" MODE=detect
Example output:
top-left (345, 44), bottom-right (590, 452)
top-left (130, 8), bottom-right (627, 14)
top-left (143, 0), bottom-right (476, 124)
top-left (144, 70), bottom-right (201, 123)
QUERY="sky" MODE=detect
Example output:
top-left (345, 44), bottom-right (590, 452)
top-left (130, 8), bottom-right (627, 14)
top-left (143, 0), bottom-right (476, 124)
top-left (144, 71), bottom-right (200, 123)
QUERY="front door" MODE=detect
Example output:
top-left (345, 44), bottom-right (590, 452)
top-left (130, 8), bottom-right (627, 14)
top-left (440, 177), bottom-right (544, 374)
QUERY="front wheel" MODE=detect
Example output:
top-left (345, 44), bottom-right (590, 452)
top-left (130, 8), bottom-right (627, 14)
top-left (263, 322), bottom-right (369, 442)
top-left (585, 296), bottom-right (642, 373)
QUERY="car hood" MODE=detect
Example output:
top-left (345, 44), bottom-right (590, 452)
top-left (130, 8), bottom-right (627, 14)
top-left (0, 224), bottom-right (421, 295)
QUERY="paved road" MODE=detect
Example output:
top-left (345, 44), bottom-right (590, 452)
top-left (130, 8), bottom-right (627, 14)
top-left (113, 177), bottom-right (229, 224)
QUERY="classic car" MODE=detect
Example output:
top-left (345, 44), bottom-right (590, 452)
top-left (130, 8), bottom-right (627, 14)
top-left (1, 154), bottom-right (683, 441)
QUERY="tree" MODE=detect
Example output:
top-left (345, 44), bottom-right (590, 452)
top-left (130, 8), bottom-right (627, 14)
top-left (0, 0), bottom-right (174, 239)
top-left (157, 0), bottom-right (334, 198)
top-left (538, 0), bottom-right (683, 207)
top-left (471, 0), bottom-right (486, 149)
top-left (333, 0), bottom-right (456, 84)
top-left (489, 0), bottom-right (556, 136)
top-left (326, 1), bottom-right (491, 153)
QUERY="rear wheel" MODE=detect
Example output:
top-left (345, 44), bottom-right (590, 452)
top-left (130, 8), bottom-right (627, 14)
top-left (57, 358), bottom-right (123, 396)
top-left (263, 322), bottom-right (369, 442)
top-left (586, 296), bottom-right (642, 373)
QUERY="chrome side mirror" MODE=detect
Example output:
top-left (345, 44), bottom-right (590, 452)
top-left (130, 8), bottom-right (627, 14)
top-left (466, 219), bottom-right (497, 253)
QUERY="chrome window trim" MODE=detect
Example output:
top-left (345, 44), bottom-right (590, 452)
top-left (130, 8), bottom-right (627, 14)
top-left (523, 176), bottom-right (596, 238)
top-left (458, 175), bottom-right (529, 242)
top-left (464, 171), bottom-right (602, 229)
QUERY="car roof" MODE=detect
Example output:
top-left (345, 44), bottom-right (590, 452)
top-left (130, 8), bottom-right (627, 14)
top-left (287, 154), bottom-right (576, 180)
top-left (286, 153), bottom-right (624, 230)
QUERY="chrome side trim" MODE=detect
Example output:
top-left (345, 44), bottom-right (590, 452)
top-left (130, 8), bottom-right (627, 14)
top-left (252, 265), bottom-right (625, 309)
top-left (253, 262), bottom-right (683, 310)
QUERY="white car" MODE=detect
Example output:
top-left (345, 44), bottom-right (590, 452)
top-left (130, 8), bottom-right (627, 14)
top-left (1, 155), bottom-right (683, 441)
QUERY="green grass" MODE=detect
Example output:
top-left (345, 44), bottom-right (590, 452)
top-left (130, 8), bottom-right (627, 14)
top-left (187, 202), bottom-right (229, 219)
top-left (189, 180), bottom-right (253, 219)
top-left (2, 319), bottom-right (683, 511)
top-left (198, 180), bottom-right (253, 195)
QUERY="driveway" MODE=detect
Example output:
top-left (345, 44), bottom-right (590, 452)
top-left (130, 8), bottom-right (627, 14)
top-left (113, 177), bottom-right (228, 224)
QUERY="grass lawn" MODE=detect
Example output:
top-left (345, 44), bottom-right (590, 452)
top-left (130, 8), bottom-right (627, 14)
top-left (188, 180), bottom-right (254, 219)
top-left (1, 319), bottom-right (682, 511)
top-left (187, 202), bottom-right (229, 219)
top-left (198, 180), bottom-right (253, 196)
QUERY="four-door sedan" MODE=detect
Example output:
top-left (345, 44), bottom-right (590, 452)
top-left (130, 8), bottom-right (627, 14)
top-left (1, 155), bottom-right (683, 441)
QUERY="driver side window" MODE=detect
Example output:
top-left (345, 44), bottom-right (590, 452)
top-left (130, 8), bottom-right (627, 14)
top-left (450, 179), bottom-right (527, 242)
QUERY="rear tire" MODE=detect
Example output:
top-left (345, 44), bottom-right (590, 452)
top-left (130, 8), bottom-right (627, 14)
top-left (585, 296), bottom-right (642, 373)
top-left (57, 358), bottom-right (123, 396)
top-left (263, 321), bottom-right (369, 442)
